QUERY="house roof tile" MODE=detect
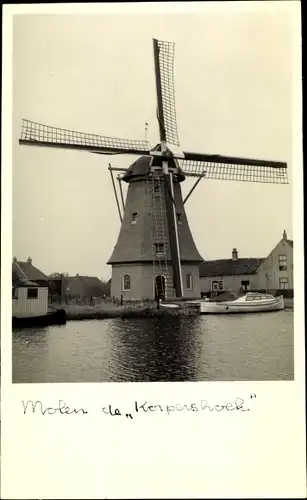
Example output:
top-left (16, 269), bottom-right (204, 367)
top-left (65, 276), bottom-right (110, 297)
top-left (12, 261), bottom-right (48, 282)
top-left (199, 258), bottom-right (264, 278)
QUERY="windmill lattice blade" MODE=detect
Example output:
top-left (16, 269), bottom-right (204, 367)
top-left (182, 151), bottom-right (287, 169)
top-left (153, 39), bottom-right (180, 147)
top-left (179, 160), bottom-right (288, 184)
top-left (19, 119), bottom-right (151, 155)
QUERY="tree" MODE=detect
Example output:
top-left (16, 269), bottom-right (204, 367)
top-left (49, 272), bottom-right (69, 278)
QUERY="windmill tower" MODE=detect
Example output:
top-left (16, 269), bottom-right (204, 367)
top-left (19, 38), bottom-right (288, 302)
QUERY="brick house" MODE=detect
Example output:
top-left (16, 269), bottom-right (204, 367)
top-left (199, 230), bottom-right (293, 297)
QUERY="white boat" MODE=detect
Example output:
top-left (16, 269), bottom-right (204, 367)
top-left (160, 302), bottom-right (180, 309)
top-left (199, 292), bottom-right (284, 314)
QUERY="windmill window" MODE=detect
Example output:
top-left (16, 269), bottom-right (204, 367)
top-left (186, 273), bottom-right (193, 290)
top-left (278, 255), bottom-right (287, 270)
top-left (122, 274), bottom-right (131, 291)
top-left (154, 243), bottom-right (165, 256)
top-left (279, 277), bottom-right (289, 289)
top-left (27, 288), bottom-right (38, 299)
top-left (177, 213), bottom-right (182, 225)
top-left (211, 280), bottom-right (224, 291)
top-left (131, 212), bottom-right (138, 225)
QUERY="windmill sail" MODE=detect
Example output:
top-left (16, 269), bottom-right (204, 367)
top-left (19, 119), bottom-right (151, 156)
top-left (19, 36), bottom-right (289, 301)
top-left (179, 152), bottom-right (288, 183)
top-left (153, 39), bottom-right (180, 146)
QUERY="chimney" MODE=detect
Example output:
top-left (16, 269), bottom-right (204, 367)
top-left (27, 257), bottom-right (32, 264)
top-left (283, 229), bottom-right (287, 240)
top-left (13, 256), bottom-right (17, 263)
top-left (232, 248), bottom-right (238, 260)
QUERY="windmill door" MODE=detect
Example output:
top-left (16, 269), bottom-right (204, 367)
top-left (155, 275), bottom-right (166, 300)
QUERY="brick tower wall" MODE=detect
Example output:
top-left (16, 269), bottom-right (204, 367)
top-left (110, 263), bottom-right (201, 301)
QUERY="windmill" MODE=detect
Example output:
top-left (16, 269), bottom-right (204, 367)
top-left (19, 38), bottom-right (288, 301)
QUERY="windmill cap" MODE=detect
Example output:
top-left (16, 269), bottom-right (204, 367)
top-left (122, 156), bottom-right (152, 182)
top-left (122, 156), bottom-right (185, 182)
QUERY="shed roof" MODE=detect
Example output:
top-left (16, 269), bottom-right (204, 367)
top-left (199, 258), bottom-right (264, 278)
top-left (12, 278), bottom-right (40, 288)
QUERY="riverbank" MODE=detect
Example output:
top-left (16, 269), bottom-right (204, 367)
top-left (51, 297), bottom-right (294, 321)
top-left (52, 302), bottom-right (199, 320)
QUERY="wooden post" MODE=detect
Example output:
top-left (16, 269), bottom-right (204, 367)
top-left (60, 274), bottom-right (65, 305)
top-left (108, 164), bottom-right (123, 222)
top-left (183, 173), bottom-right (205, 204)
top-left (117, 176), bottom-right (125, 213)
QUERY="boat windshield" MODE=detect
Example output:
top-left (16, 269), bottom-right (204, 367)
top-left (245, 294), bottom-right (274, 301)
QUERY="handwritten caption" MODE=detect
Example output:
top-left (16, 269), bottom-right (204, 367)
top-left (22, 395), bottom-right (257, 419)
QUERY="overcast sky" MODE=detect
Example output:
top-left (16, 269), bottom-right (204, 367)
top-left (12, 3), bottom-right (297, 280)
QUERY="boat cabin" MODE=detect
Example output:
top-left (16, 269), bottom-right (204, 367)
top-left (243, 292), bottom-right (274, 301)
top-left (12, 279), bottom-right (49, 318)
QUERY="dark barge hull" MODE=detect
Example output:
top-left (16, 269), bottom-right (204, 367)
top-left (13, 309), bottom-right (67, 328)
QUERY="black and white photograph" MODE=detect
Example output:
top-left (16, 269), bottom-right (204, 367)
top-left (11, 6), bottom-right (295, 385)
top-left (2, 3), bottom-right (305, 500)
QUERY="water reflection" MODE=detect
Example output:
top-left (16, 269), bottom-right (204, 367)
top-left (12, 311), bottom-right (294, 383)
top-left (106, 316), bottom-right (202, 382)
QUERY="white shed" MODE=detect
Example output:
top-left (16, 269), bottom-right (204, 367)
top-left (12, 279), bottom-right (49, 318)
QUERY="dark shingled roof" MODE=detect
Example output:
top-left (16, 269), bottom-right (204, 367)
top-left (108, 158), bottom-right (203, 264)
top-left (199, 258), bottom-right (265, 277)
top-left (12, 260), bottom-right (48, 281)
top-left (65, 275), bottom-right (110, 297)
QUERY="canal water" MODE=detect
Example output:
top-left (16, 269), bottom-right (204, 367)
top-left (12, 310), bottom-right (294, 383)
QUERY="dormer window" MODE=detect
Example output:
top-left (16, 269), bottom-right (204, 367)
top-left (154, 243), bottom-right (165, 256)
top-left (131, 212), bottom-right (138, 225)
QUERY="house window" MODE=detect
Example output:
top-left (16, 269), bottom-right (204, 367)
top-left (211, 280), bottom-right (224, 291)
top-left (186, 273), bottom-right (193, 290)
top-left (12, 288), bottom-right (18, 299)
top-left (279, 277), bottom-right (289, 289)
top-left (27, 288), bottom-right (38, 299)
top-left (154, 243), bottom-right (165, 256)
top-left (177, 213), bottom-right (182, 225)
top-left (122, 274), bottom-right (131, 291)
top-left (154, 185), bottom-right (160, 195)
top-left (278, 255), bottom-right (287, 271)
top-left (131, 212), bottom-right (138, 225)
top-left (241, 280), bottom-right (250, 290)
